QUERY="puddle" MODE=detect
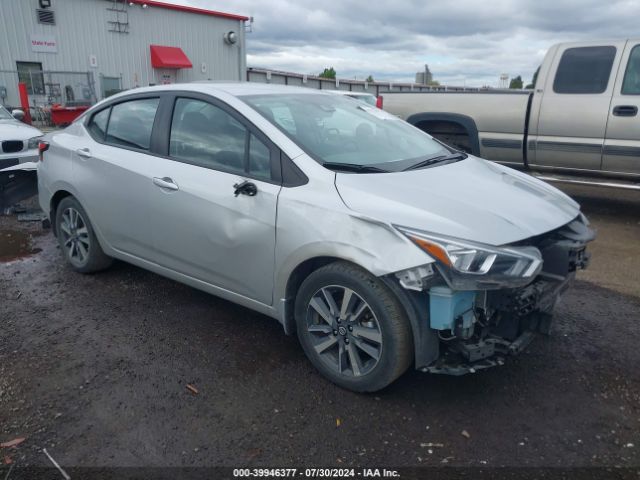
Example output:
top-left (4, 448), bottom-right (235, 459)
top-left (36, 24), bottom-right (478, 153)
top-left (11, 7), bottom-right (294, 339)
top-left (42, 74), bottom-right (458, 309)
top-left (0, 229), bottom-right (42, 262)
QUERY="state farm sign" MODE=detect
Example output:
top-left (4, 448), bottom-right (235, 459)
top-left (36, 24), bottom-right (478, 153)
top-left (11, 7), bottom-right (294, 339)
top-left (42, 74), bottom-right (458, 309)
top-left (30, 34), bottom-right (57, 53)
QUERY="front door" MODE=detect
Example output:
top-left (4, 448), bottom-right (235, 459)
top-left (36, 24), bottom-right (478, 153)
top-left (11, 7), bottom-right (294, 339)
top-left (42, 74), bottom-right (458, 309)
top-left (529, 42), bottom-right (625, 171)
top-left (148, 96), bottom-right (281, 305)
top-left (602, 40), bottom-right (640, 174)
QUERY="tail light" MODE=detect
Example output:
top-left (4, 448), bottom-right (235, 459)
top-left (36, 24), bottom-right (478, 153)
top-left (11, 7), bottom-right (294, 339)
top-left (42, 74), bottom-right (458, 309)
top-left (38, 141), bottom-right (49, 162)
top-left (376, 95), bottom-right (383, 109)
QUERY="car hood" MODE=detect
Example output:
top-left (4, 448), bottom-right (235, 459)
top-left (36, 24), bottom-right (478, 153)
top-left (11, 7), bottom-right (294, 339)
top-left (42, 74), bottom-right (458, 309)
top-left (0, 120), bottom-right (43, 141)
top-left (335, 156), bottom-right (580, 246)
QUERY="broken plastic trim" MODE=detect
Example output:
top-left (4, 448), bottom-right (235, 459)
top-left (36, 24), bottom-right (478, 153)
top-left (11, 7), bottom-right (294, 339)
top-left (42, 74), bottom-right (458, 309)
top-left (394, 264), bottom-right (435, 291)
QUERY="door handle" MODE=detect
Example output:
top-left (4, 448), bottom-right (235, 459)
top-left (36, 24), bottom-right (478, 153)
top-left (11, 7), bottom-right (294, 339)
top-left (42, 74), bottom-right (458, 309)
top-left (152, 177), bottom-right (179, 191)
top-left (612, 105), bottom-right (638, 117)
top-left (233, 180), bottom-right (257, 197)
top-left (76, 148), bottom-right (92, 158)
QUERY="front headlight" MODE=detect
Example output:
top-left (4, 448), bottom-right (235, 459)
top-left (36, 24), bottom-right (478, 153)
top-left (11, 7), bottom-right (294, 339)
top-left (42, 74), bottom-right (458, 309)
top-left (27, 136), bottom-right (43, 150)
top-left (396, 226), bottom-right (542, 289)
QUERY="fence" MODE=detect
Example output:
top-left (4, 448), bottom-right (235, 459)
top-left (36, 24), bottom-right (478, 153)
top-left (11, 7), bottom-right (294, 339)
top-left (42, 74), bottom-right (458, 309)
top-left (247, 67), bottom-right (486, 95)
top-left (0, 70), bottom-right (98, 126)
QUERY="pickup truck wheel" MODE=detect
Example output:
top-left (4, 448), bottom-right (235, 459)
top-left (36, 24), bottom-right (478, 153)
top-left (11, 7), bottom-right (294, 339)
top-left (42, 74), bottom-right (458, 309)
top-left (55, 196), bottom-right (113, 273)
top-left (295, 262), bottom-right (412, 392)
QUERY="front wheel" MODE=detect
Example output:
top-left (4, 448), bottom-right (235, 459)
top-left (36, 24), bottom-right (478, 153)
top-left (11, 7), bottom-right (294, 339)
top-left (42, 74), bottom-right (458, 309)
top-left (295, 262), bottom-right (413, 392)
top-left (55, 196), bottom-right (113, 273)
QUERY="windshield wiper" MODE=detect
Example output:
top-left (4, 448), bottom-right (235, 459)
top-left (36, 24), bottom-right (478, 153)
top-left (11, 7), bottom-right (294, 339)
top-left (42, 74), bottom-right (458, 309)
top-left (403, 152), bottom-right (468, 171)
top-left (322, 162), bottom-right (389, 173)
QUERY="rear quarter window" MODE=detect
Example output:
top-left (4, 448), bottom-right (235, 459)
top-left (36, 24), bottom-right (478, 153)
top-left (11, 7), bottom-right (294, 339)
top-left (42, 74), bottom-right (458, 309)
top-left (87, 108), bottom-right (110, 142)
top-left (553, 46), bottom-right (616, 94)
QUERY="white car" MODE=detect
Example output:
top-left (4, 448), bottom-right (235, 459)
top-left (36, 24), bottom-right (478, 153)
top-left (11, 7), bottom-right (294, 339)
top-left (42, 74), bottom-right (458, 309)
top-left (38, 83), bottom-right (594, 392)
top-left (0, 105), bottom-right (43, 169)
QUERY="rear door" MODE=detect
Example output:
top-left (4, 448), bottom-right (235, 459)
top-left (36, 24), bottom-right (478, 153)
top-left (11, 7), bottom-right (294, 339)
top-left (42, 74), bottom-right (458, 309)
top-left (147, 94), bottom-right (281, 305)
top-left (74, 96), bottom-right (160, 259)
top-left (529, 42), bottom-right (625, 171)
top-left (602, 40), bottom-right (640, 174)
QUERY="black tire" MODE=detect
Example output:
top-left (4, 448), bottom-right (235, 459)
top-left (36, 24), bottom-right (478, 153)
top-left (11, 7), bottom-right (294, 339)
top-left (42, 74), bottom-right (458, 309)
top-left (55, 196), bottom-right (113, 273)
top-left (295, 261), bottom-right (413, 392)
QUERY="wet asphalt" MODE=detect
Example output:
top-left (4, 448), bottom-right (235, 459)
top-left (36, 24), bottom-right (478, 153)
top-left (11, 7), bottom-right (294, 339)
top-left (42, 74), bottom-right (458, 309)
top-left (0, 185), bottom-right (639, 473)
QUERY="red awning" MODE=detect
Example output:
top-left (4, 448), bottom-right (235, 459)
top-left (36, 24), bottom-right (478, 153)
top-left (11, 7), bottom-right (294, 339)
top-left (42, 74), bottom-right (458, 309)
top-left (150, 45), bottom-right (193, 69)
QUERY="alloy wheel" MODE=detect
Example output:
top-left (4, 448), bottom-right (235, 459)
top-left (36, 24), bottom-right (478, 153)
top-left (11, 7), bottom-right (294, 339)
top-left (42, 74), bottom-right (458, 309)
top-left (305, 285), bottom-right (383, 377)
top-left (59, 207), bottom-right (91, 266)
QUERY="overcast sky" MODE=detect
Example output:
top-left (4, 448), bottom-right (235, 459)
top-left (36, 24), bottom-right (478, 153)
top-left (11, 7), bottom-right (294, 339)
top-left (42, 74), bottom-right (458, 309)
top-left (174, 0), bottom-right (639, 87)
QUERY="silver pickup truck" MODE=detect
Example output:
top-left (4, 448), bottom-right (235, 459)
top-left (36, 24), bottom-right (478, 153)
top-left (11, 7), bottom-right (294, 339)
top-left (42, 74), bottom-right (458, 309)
top-left (383, 40), bottom-right (640, 190)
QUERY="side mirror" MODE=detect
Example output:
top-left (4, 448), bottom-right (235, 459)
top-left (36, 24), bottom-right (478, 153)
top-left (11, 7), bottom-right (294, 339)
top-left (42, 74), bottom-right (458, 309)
top-left (11, 109), bottom-right (25, 121)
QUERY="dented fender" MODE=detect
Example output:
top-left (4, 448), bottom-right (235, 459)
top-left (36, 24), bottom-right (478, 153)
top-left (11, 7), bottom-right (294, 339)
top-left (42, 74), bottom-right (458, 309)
top-left (272, 172), bottom-right (435, 323)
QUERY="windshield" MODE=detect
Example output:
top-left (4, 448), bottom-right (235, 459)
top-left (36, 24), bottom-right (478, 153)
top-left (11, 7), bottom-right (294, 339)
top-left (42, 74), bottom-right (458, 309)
top-left (0, 106), bottom-right (13, 120)
top-left (241, 93), bottom-right (448, 168)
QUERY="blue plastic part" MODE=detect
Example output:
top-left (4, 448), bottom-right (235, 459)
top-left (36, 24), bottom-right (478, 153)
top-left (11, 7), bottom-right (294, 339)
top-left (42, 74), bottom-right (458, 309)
top-left (429, 286), bottom-right (476, 331)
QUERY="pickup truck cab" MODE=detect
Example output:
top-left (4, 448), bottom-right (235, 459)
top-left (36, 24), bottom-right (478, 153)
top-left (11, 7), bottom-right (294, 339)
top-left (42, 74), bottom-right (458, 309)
top-left (383, 40), bottom-right (640, 190)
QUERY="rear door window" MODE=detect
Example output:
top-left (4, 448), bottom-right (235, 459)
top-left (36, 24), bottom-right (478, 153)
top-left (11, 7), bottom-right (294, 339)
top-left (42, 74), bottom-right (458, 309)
top-left (553, 46), bottom-right (616, 94)
top-left (106, 98), bottom-right (160, 151)
top-left (622, 44), bottom-right (640, 95)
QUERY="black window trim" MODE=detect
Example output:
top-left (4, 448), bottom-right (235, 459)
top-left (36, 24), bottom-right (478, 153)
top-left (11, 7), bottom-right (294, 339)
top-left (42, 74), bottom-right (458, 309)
top-left (82, 90), bottom-right (309, 187)
top-left (621, 43), bottom-right (640, 96)
top-left (84, 93), bottom-right (162, 154)
top-left (552, 45), bottom-right (617, 95)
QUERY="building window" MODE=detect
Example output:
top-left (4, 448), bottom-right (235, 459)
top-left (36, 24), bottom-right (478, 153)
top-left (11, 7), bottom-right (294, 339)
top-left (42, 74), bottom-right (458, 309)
top-left (16, 61), bottom-right (45, 95)
top-left (553, 46), bottom-right (616, 94)
top-left (101, 76), bottom-right (123, 98)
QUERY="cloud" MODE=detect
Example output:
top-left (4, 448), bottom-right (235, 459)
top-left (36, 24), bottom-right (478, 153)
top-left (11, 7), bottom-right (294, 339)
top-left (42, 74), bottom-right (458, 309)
top-left (170, 0), bottom-right (640, 86)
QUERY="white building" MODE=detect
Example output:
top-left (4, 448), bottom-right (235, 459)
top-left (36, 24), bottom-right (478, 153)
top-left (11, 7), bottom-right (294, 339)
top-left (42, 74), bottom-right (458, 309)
top-left (0, 0), bottom-right (248, 109)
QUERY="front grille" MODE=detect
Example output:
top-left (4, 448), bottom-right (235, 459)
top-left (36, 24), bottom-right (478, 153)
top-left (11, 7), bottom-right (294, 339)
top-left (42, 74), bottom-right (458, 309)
top-left (2, 140), bottom-right (23, 153)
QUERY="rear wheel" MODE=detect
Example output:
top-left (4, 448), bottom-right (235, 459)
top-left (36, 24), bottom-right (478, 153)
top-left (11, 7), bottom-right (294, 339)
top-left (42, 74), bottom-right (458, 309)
top-left (295, 262), bottom-right (412, 392)
top-left (55, 196), bottom-right (113, 273)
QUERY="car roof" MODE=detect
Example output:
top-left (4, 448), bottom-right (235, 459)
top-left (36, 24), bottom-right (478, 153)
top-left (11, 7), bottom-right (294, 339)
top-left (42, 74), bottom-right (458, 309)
top-left (110, 82), bottom-right (328, 100)
top-left (326, 90), bottom-right (375, 97)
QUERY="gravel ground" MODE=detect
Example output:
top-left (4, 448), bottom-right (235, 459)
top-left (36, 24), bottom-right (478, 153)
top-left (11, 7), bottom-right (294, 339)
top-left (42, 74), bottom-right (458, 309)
top-left (0, 185), bottom-right (639, 475)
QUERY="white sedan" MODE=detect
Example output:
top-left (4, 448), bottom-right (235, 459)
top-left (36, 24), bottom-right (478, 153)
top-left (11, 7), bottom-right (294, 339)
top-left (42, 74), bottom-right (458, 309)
top-left (0, 105), bottom-right (43, 169)
top-left (37, 83), bottom-right (594, 391)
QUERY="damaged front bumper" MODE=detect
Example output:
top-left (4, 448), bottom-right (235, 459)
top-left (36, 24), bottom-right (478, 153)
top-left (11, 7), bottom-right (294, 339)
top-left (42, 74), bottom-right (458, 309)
top-left (394, 215), bottom-right (594, 376)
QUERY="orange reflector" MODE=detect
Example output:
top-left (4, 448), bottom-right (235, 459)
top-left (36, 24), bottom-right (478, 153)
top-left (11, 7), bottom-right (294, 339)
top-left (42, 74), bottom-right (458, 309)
top-left (409, 236), bottom-right (452, 267)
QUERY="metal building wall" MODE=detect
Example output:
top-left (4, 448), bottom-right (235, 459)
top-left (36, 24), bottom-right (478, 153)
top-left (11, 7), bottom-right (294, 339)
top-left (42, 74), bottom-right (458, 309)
top-left (0, 0), bottom-right (246, 105)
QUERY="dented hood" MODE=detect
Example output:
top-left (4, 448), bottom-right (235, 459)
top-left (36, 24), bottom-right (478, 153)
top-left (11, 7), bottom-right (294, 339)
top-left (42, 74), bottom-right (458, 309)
top-left (335, 156), bottom-right (580, 246)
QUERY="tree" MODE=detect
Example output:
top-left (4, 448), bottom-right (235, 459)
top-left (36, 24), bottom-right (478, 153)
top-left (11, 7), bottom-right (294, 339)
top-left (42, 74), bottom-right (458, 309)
top-left (427, 80), bottom-right (441, 86)
top-left (509, 75), bottom-right (523, 89)
top-left (525, 66), bottom-right (540, 89)
top-left (319, 67), bottom-right (336, 79)
top-left (365, 75), bottom-right (374, 83)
